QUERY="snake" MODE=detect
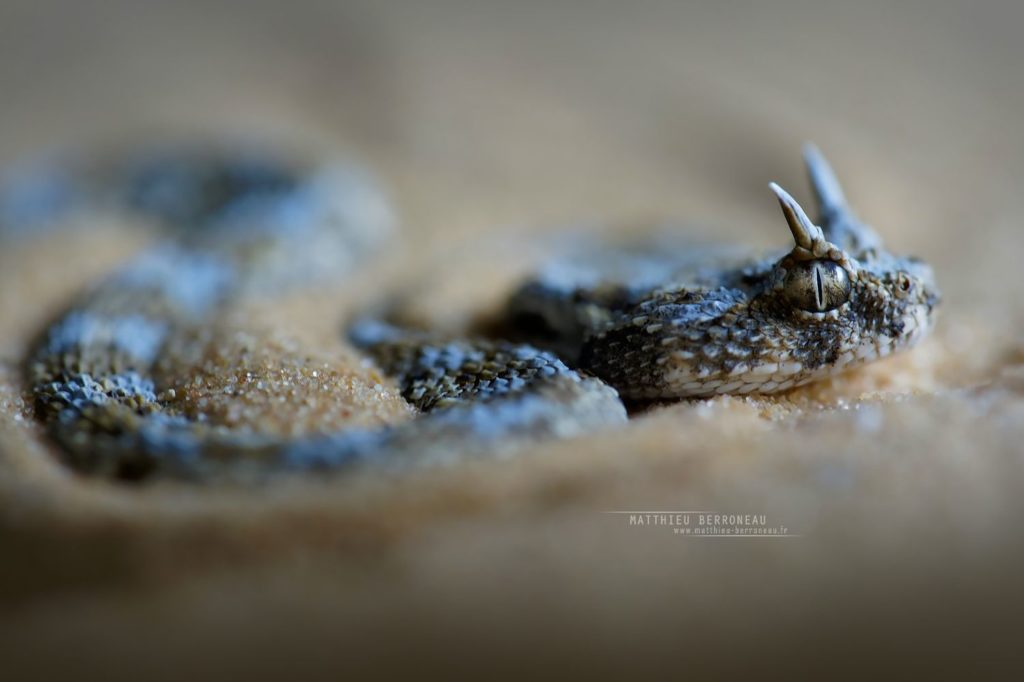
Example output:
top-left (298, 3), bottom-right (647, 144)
top-left (3, 142), bottom-right (939, 482)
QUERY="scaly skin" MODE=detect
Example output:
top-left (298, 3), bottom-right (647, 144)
top-left (9, 143), bottom-right (936, 481)
top-left (15, 145), bottom-right (626, 481)
top-left (512, 145), bottom-right (940, 399)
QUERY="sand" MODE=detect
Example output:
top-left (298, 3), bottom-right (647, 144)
top-left (1, 0), bottom-right (1022, 677)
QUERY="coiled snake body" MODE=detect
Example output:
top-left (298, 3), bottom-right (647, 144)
top-left (5, 144), bottom-right (939, 481)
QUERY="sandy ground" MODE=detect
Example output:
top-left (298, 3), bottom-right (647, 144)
top-left (1, 0), bottom-right (1023, 677)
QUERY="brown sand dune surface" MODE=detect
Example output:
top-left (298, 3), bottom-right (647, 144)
top-left (1, 0), bottom-right (1022, 677)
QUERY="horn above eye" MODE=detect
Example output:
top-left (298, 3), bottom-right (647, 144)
top-left (784, 260), bottom-right (850, 312)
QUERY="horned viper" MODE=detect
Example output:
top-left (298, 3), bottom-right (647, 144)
top-left (4, 143), bottom-right (938, 480)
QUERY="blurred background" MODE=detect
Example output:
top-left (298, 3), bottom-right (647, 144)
top-left (3, 0), bottom-right (1022, 306)
top-left (2, 0), bottom-right (1023, 677)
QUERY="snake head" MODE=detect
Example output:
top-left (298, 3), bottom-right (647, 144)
top-left (569, 146), bottom-right (939, 399)
top-left (754, 151), bottom-right (940, 384)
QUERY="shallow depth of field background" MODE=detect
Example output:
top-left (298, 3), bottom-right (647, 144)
top-left (1, 0), bottom-right (1022, 677)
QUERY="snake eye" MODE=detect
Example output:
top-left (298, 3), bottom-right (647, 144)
top-left (895, 272), bottom-right (913, 297)
top-left (784, 260), bottom-right (850, 312)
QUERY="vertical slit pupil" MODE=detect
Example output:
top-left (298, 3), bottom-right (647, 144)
top-left (814, 266), bottom-right (825, 310)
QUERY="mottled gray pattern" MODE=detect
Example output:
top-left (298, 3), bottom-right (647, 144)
top-left (14, 144), bottom-right (936, 481)
top-left (18, 145), bottom-right (627, 481)
top-left (511, 145), bottom-right (940, 399)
